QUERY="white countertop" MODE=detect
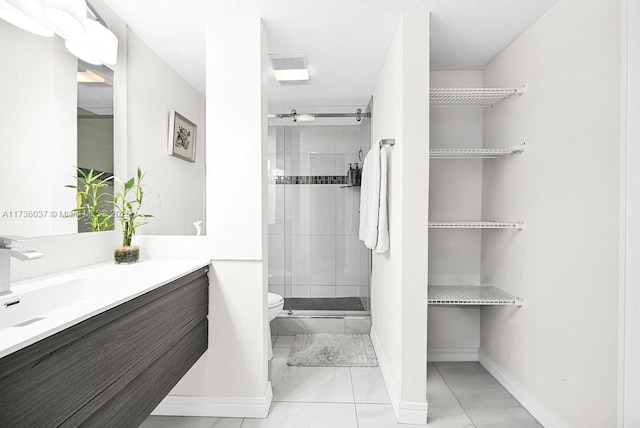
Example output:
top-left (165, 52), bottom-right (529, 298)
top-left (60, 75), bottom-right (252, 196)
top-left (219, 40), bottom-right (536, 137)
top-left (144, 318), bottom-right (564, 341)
top-left (0, 259), bottom-right (211, 359)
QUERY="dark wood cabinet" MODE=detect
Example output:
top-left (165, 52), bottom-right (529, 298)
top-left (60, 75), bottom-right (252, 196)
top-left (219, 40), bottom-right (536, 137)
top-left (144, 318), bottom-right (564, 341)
top-left (0, 267), bottom-right (209, 428)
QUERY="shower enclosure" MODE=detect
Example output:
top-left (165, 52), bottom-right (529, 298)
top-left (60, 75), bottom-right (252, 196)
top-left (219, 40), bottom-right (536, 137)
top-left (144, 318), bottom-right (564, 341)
top-left (268, 106), bottom-right (372, 314)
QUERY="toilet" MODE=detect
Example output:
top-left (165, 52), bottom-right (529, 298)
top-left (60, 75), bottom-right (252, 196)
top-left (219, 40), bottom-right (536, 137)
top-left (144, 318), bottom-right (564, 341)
top-left (267, 292), bottom-right (284, 361)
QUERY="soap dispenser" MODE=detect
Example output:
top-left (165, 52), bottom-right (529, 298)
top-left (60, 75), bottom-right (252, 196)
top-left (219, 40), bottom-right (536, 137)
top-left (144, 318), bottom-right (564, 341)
top-left (346, 163), bottom-right (353, 186)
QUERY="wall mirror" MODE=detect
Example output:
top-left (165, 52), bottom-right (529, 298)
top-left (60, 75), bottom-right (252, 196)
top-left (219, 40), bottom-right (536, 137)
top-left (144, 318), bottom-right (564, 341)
top-left (0, 0), bottom-right (206, 239)
top-left (0, 21), bottom-right (114, 237)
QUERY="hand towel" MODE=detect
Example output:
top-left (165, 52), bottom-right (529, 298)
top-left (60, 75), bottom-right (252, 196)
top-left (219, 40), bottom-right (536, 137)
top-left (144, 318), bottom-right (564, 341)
top-left (359, 144), bottom-right (381, 248)
top-left (375, 146), bottom-right (389, 253)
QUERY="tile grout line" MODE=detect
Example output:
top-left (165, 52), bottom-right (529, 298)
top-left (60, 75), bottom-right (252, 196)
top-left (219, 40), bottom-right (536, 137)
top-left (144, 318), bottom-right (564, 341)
top-left (349, 367), bottom-right (361, 428)
top-left (270, 400), bottom-right (362, 404)
top-left (432, 363), bottom-right (478, 428)
top-left (269, 401), bottom-right (359, 404)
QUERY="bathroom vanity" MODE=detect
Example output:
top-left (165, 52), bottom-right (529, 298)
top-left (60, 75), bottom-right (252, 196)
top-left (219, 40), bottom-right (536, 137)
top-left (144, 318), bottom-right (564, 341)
top-left (0, 259), bottom-right (210, 427)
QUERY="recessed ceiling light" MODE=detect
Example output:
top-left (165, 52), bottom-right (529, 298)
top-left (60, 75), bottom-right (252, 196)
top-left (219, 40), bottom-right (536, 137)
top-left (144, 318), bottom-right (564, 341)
top-left (77, 70), bottom-right (105, 83)
top-left (269, 53), bottom-right (310, 83)
top-left (272, 68), bottom-right (309, 82)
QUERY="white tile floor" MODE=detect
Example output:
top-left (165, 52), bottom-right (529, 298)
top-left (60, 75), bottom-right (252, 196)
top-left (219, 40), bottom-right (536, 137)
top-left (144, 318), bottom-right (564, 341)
top-left (141, 335), bottom-right (541, 428)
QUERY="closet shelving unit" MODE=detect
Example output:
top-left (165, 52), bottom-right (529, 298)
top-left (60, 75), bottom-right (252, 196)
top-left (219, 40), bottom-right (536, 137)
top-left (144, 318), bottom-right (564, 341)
top-left (430, 87), bottom-right (526, 108)
top-left (430, 145), bottom-right (525, 159)
top-left (428, 87), bottom-right (525, 306)
top-left (428, 285), bottom-right (523, 306)
top-left (428, 221), bottom-right (524, 230)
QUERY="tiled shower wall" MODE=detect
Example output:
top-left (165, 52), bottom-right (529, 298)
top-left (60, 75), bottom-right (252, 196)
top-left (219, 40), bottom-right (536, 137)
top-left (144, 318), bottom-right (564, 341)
top-left (268, 124), bottom-right (371, 309)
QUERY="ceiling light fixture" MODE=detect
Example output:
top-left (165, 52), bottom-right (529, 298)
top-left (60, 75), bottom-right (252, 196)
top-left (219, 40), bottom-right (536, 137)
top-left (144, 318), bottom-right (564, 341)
top-left (273, 68), bottom-right (309, 82)
top-left (44, 0), bottom-right (87, 40)
top-left (269, 53), bottom-right (310, 83)
top-left (0, 0), bottom-right (53, 36)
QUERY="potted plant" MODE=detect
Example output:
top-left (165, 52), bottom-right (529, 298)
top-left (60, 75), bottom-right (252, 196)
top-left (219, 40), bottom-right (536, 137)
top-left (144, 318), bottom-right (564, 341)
top-left (66, 168), bottom-right (114, 232)
top-left (113, 167), bottom-right (151, 264)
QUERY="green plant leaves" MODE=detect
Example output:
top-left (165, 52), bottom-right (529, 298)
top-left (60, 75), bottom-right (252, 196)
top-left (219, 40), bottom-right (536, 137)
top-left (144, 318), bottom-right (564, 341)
top-left (68, 166), bottom-right (151, 242)
top-left (113, 166), bottom-right (151, 247)
top-left (67, 167), bottom-right (114, 232)
top-left (124, 177), bottom-right (135, 192)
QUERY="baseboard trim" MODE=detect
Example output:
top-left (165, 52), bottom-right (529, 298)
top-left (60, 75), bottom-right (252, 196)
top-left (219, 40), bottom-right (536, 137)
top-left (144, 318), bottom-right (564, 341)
top-left (370, 327), bottom-right (428, 425)
top-left (428, 347), bottom-right (479, 362)
top-left (478, 352), bottom-right (568, 428)
top-left (151, 382), bottom-right (273, 419)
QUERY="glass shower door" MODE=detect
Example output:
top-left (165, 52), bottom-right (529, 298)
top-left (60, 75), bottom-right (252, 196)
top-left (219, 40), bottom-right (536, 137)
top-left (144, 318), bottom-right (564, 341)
top-left (267, 110), bottom-right (371, 314)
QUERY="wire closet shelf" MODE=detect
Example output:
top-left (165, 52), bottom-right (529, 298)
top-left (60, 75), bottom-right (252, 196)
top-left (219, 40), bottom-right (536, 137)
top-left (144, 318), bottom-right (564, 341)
top-left (428, 221), bottom-right (524, 230)
top-left (430, 87), bottom-right (526, 108)
top-left (428, 285), bottom-right (522, 306)
top-left (430, 145), bottom-right (525, 159)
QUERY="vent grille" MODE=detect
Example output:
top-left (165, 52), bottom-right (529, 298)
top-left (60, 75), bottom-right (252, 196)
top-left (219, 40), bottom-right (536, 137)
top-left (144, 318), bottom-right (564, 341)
top-left (269, 54), bottom-right (307, 70)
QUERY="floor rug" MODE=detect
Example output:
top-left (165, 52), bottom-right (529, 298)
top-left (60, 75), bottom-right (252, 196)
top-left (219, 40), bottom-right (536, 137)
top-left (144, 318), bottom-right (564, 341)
top-left (287, 334), bottom-right (378, 367)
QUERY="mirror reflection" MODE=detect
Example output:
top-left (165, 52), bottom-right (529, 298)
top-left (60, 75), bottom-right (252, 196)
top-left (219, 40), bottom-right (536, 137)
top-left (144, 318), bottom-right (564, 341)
top-left (76, 60), bottom-right (114, 233)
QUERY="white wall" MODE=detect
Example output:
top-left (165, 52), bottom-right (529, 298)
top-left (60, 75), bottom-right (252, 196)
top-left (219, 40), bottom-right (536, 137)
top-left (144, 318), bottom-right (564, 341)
top-left (428, 71), bottom-right (483, 361)
top-left (370, 11), bottom-right (429, 424)
top-left (126, 30), bottom-right (205, 237)
top-left (0, 22), bottom-right (77, 236)
top-left (621, 0), bottom-right (640, 425)
top-left (480, 0), bottom-right (621, 425)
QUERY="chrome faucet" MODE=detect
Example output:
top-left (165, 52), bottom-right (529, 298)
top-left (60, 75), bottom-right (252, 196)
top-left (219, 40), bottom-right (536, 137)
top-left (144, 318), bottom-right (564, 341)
top-left (0, 236), bottom-right (44, 296)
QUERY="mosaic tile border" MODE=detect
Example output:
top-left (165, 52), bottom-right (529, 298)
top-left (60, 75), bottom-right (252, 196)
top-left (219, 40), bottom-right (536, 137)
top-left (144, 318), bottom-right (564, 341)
top-left (269, 175), bottom-right (348, 185)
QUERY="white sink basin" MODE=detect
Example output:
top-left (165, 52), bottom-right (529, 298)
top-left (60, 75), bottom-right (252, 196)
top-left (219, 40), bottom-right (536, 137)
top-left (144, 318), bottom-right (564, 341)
top-left (0, 278), bottom-right (120, 329)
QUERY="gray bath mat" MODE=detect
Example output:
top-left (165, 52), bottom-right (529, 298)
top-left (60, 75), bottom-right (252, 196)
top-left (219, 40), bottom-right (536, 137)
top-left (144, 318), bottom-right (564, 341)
top-left (287, 334), bottom-right (378, 367)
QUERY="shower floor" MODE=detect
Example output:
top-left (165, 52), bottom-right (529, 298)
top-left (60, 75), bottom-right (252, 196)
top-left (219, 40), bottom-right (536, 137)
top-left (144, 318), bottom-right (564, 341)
top-left (283, 297), bottom-right (365, 311)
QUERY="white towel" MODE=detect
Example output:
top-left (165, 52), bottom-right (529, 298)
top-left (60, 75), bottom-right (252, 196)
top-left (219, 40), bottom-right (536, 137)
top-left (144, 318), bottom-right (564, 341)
top-left (375, 147), bottom-right (389, 253)
top-left (359, 143), bottom-right (390, 253)
top-left (359, 144), bottom-right (380, 248)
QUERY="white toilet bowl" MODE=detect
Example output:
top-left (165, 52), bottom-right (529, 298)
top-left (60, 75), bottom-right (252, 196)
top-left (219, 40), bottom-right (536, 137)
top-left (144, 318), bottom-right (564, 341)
top-left (268, 292), bottom-right (284, 361)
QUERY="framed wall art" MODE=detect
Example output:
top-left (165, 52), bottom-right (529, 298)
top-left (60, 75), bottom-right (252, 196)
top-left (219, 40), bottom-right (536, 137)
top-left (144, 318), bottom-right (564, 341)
top-left (168, 110), bottom-right (197, 162)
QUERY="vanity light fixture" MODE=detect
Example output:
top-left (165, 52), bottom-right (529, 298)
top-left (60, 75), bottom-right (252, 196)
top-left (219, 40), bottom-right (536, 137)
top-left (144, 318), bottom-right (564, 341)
top-left (65, 17), bottom-right (117, 65)
top-left (2, 0), bottom-right (118, 66)
top-left (44, 0), bottom-right (87, 41)
top-left (269, 53), bottom-right (310, 82)
top-left (0, 0), bottom-right (53, 36)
